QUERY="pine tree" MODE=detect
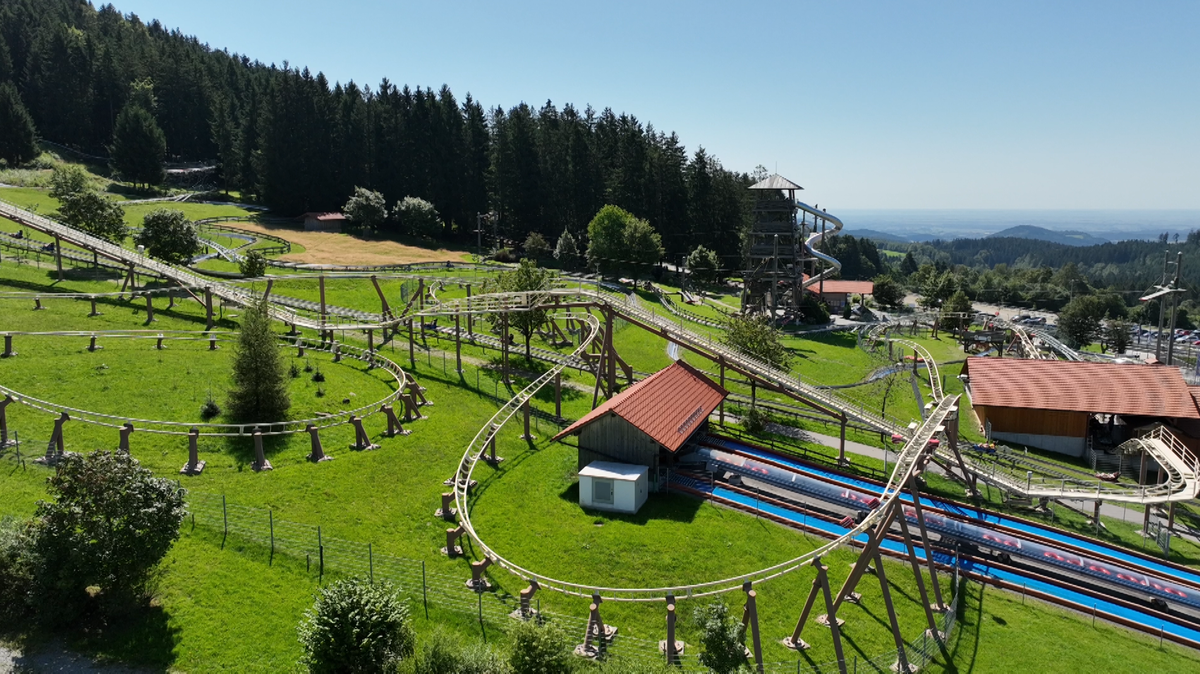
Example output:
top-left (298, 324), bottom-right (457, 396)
top-left (227, 297), bottom-right (291, 423)
top-left (111, 103), bottom-right (166, 187)
top-left (0, 82), bottom-right (39, 166)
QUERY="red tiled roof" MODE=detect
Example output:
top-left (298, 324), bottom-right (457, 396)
top-left (552, 361), bottom-right (728, 452)
top-left (800, 275), bottom-right (874, 295)
top-left (962, 358), bottom-right (1200, 419)
top-left (814, 280), bottom-right (874, 295)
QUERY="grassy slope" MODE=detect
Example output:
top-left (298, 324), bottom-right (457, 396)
top-left (1, 263), bottom-right (1199, 671)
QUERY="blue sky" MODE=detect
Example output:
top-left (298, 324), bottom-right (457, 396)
top-left (114, 0), bottom-right (1199, 210)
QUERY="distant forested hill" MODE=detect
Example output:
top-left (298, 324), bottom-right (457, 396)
top-left (0, 0), bottom-right (750, 261)
top-left (987, 225), bottom-right (1109, 246)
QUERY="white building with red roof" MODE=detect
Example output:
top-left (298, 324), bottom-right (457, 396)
top-left (553, 361), bottom-right (728, 492)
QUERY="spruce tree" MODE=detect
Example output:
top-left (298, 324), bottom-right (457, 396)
top-left (0, 82), bottom-right (39, 166)
top-left (111, 103), bottom-right (166, 187)
top-left (227, 297), bottom-right (290, 423)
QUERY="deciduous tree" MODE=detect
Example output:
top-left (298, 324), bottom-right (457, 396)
top-left (342, 186), bottom-right (387, 233)
top-left (135, 208), bottom-right (200, 264)
top-left (487, 258), bottom-right (553, 361)
top-left (722, 314), bottom-right (791, 369)
top-left (57, 190), bottom-right (128, 243)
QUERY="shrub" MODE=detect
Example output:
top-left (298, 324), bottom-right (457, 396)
top-left (744, 406), bottom-right (766, 435)
top-left (408, 628), bottom-right (509, 674)
top-left (200, 395), bottom-right (221, 420)
top-left (34, 450), bottom-right (185, 620)
top-left (289, 362), bottom-right (301, 378)
top-left (522, 232), bottom-right (551, 261)
top-left (298, 578), bottom-right (414, 674)
top-left (240, 250), bottom-right (268, 277)
top-left (693, 602), bottom-right (748, 674)
top-left (135, 209), bottom-right (201, 264)
top-left (311, 367), bottom-right (325, 383)
top-left (492, 247), bottom-right (519, 263)
top-left (343, 187), bottom-right (388, 233)
top-left (393, 196), bottom-right (442, 239)
top-left (0, 516), bottom-right (38, 626)
top-left (508, 619), bottom-right (572, 674)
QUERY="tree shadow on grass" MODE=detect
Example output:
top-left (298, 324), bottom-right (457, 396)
top-left (556, 482), bottom-right (703, 525)
top-left (56, 603), bottom-right (180, 672)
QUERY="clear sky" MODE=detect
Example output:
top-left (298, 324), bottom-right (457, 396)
top-left (111, 0), bottom-right (1199, 210)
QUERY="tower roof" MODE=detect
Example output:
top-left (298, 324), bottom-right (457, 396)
top-left (748, 174), bottom-right (804, 191)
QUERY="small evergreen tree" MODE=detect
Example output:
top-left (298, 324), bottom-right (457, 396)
top-left (57, 190), bottom-right (128, 243)
top-left (871, 275), bottom-right (904, 309)
top-left (227, 297), bottom-right (291, 423)
top-left (135, 208), bottom-right (201, 264)
top-left (0, 82), bottom-right (38, 166)
top-left (111, 103), bottom-right (166, 187)
top-left (240, 249), bottom-right (268, 277)
top-left (553, 229), bottom-right (581, 270)
top-left (298, 578), bottom-right (414, 674)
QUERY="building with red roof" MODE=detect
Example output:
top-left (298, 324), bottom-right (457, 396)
top-left (298, 212), bottom-right (347, 232)
top-left (961, 357), bottom-right (1200, 457)
top-left (553, 361), bottom-right (728, 491)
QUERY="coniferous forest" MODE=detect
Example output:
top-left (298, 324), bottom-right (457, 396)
top-left (0, 0), bottom-right (751, 263)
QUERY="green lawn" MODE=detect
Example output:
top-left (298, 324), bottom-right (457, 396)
top-left (3, 262), bottom-right (1200, 671)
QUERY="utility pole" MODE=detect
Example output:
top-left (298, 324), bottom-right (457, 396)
top-left (1167, 251), bottom-right (1183, 366)
top-left (475, 213), bottom-right (483, 261)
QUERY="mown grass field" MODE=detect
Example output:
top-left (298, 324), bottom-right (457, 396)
top-left (1, 258), bottom-right (1199, 671)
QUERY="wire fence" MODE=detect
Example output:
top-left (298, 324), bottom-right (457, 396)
top-left (186, 491), bottom-right (964, 672)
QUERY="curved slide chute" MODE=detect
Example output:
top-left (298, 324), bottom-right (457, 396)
top-left (795, 200), bottom-right (843, 290)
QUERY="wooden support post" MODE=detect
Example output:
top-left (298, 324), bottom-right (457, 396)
top-left (307, 424), bottom-right (330, 462)
top-left (896, 508), bottom-right (940, 635)
top-left (443, 526), bottom-right (464, 557)
top-left (783, 560), bottom-right (825, 651)
top-left (1169, 502), bottom-right (1177, 532)
top-left (719, 357), bottom-right (726, 426)
top-left (251, 427), bottom-right (272, 471)
top-left (89, 296), bottom-right (101, 316)
top-left (2, 333), bottom-right (14, 358)
top-left (832, 502), bottom-right (898, 612)
top-left (204, 288), bottom-right (214, 330)
top-left (263, 279), bottom-right (273, 302)
top-left (466, 557), bottom-right (492, 592)
top-left (554, 372), bottom-right (562, 420)
top-left (88, 334), bottom-right (100, 352)
top-left (180, 427), bottom-right (205, 475)
top-left (436, 493), bottom-right (456, 521)
top-left (873, 550), bottom-right (912, 674)
top-left (818, 559), bottom-right (849, 674)
top-left (576, 593), bottom-right (616, 658)
top-left (660, 596), bottom-right (684, 661)
top-left (381, 404), bottom-right (408, 437)
top-left (501, 312), bottom-right (510, 384)
top-left (118, 422), bottom-right (134, 453)
top-left (370, 275), bottom-right (392, 318)
top-left (348, 415), bottom-right (379, 451)
top-left (520, 402), bottom-right (535, 441)
top-left (839, 416), bottom-right (848, 465)
top-left (54, 237), bottom-right (63, 280)
top-left (604, 306), bottom-right (615, 394)
top-left (1144, 500), bottom-right (1152, 534)
top-left (144, 293), bottom-right (155, 322)
top-left (466, 284), bottom-right (473, 337)
top-left (751, 379), bottom-right (757, 409)
top-left (742, 583), bottom-right (764, 673)
top-left (0, 396), bottom-right (12, 448)
top-left (318, 275), bottom-right (327, 329)
top-left (408, 318), bottom-right (416, 368)
top-left (516, 581), bottom-right (540, 620)
top-left (906, 475), bottom-right (946, 610)
top-left (455, 312), bottom-right (462, 374)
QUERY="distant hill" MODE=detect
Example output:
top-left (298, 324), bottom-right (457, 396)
top-left (844, 228), bottom-right (911, 243)
top-left (987, 225), bottom-right (1109, 246)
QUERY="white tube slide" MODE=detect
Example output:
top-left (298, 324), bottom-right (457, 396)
top-left (795, 201), bottom-right (843, 289)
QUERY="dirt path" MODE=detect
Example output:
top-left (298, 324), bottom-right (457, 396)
top-left (0, 640), bottom-right (156, 674)
top-left (226, 221), bottom-right (471, 266)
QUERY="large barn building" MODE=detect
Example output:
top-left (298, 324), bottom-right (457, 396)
top-left (552, 361), bottom-right (728, 492)
top-left (960, 358), bottom-right (1200, 457)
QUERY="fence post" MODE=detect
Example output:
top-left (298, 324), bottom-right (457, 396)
top-left (369, 543), bottom-right (374, 584)
top-left (269, 509), bottom-right (275, 565)
top-left (318, 526), bottom-right (324, 580)
top-left (222, 494), bottom-right (228, 547)
top-left (422, 560), bottom-right (428, 619)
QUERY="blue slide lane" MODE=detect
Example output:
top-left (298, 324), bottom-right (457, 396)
top-left (720, 439), bottom-right (1200, 588)
top-left (683, 477), bottom-right (1200, 644)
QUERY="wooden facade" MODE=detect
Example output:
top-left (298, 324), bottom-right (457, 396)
top-left (973, 405), bottom-right (1089, 438)
top-left (575, 413), bottom-right (708, 492)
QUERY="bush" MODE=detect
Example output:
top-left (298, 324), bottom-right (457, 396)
top-left (343, 187), bottom-right (388, 233)
top-left (311, 367), bottom-right (325, 383)
top-left (693, 602), bottom-right (748, 674)
top-left (298, 578), bottom-right (414, 674)
top-left (136, 208), bottom-right (201, 264)
top-left (0, 516), bottom-right (38, 626)
top-left (522, 232), bottom-right (551, 261)
top-left (240, 249), bottom-right (267, 278)
top-left (744, 406), bottom-right (766, 435)
top-left (200, 394), bottom-right (221, 420)
top-left (394, 196), bottom-right (442, 239)
top-left (508, 619), bottom-right (572, 674)
top-left (492, 247), bottom-right (519, 263)
top-left (289, 362), bottom-right (301, 378)
top-left (35, 450), bottom-right (185, 620)
top-left (407, 628), bottom-right (509, 674)
top-left (48, 164), bottom-right (90, 199)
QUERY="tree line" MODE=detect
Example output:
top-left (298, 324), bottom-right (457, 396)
top-left (0, 0), bottom-right (752, 265)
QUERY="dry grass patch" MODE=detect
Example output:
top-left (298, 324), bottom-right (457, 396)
top-left (228, 220), bottom-right (471, 265)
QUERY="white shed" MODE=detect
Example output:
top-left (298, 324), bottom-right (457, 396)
top-left (578, 461), bottom-right (649, 515)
